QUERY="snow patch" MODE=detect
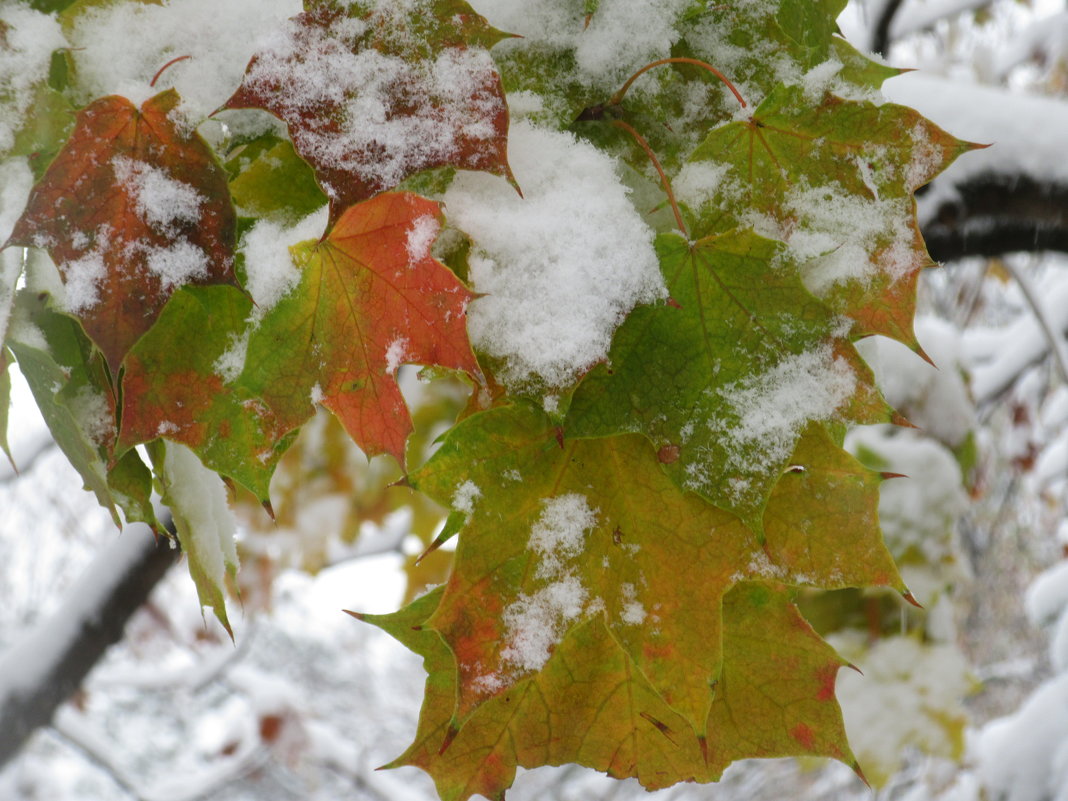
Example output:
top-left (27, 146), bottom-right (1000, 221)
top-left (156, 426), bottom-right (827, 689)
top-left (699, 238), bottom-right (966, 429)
top-left (241, 207), bottom-right (328, 318)
top-left (68, 0), bottom-right (300, 122)
top-left (719, 345), bottom-right (857, 480)
top-left (443, 120), bottom-right (665, 389)
top-left (0, 4), bottom-right (66, 153)
top-left (452, 480), bottom-right (481, 515)
top-left (405, 214), bottom-right (440, 266)
top-left (162, 442), bottom-right (239, 597)
top-left (528, 494), bottom-right (598, 579)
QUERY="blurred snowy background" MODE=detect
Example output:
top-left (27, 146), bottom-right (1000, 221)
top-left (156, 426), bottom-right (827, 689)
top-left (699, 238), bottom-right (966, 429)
top-left (5, 0), bottom-right (1068, 799)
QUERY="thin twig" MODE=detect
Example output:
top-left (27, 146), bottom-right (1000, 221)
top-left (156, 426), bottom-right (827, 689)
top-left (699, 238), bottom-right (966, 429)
top-left (610, 119), bottom-right (688, 236)
top-left (611, 57), bottom-right (746, 108)
top-left (1005, 260), bottom-right (1068, 387)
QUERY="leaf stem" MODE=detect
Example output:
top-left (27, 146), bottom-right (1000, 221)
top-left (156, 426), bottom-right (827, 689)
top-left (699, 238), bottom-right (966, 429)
top-left (611, 119), bottom-right (688, 236)
top-left (611, 57), bottom-right (747, 109)
top-left (150, 55), bottom-right (192, 88)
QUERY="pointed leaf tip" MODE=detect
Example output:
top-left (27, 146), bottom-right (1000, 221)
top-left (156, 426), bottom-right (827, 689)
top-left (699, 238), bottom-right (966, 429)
top-left (261, 498), bottom-right (276, 520)
top-left (902, 590), bottom-right (924, 608)
top-left (343, 608), bottom-right (365, 621)
top-left (852, 760), bottom-right (871, 788)
top-left (880, 471), bottom-right (908, 481)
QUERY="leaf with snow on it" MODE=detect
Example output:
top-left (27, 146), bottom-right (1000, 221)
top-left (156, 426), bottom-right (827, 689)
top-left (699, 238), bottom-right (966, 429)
top-left (240, 192), bottom-right (479, 468)
top-left (364, 579), bottom-right (856, 799)
top-left (118, 285), bottom-right (292, 503)
top-left (680, 85), bottom-right (972, 353)
top-left (568, 229), bottom-right (890, 529)
top-left (158, 440), bottom-right (240, 638)
top-left (410, 403), bottom-right (896, 750)
top-left (6, 89), bottom-right (239, 372)
top-left (224, 0), bottom-right (514, 224)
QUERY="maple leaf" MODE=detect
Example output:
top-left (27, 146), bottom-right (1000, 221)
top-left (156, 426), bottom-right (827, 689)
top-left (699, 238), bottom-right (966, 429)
top-left (6, 89), bottom-right (238, 372)
top-left (224, 0), bottom-right (514, 224)
top-left (362, 580), bottom-right (856, 799)
top-left (680, 85), bottom-right (973, 353)
top-left (4, 290), bottom-right (124, 524)
top-left (117, 285), bottom-right (292, 502)
top-left (239, 191), bottom-right (479, 468)
top-left (407, 403), bottom-right (900, 748)
top-left (567, 229), bottom-right (891, 528)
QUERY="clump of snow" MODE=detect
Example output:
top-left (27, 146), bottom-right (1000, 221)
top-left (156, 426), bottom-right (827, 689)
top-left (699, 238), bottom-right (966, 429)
top-left (145, 240), bottom-right (209, 289)
top-left (619, 582), bottom-right (645, 625)
top-left (528, 494), bottom-right (598, 578)
top-left (214, 331), bottom-right (250, 384)
top-left (0, 4), bottom-right (67, 153)
top-left (239, 15), bottom-right (503, 198)
top-left (974, 673), bottom-right (1068, 801)
top-left (719, 344), bottom-right (857, 477)
top-left (472, 0), bottom-right (691, 88)
top-left (443, 120), bottom-right (665, 389)
top-left (67, 0), bottom-right (300, 123)
top-left (451, 480), bottom-right (481, 515)
top-left (162, 442), bottom-right (239, 594)
top-left (113, 157), bottom-right (204, 236)
top-left (772, 183), bottom-right (915, 296)
top-left (384, 337), bottom-right (409, 376)
top-left (60, 250), bottom-right (107, 314)
top-left (241, 207), bottom-right (327, 318)
top-left (490, 494), bottom-right (600, 678)
top-left (1026, 560), bottom-right (1068, 629)
top-left (405, 214), bottom-right (439, 266)
top-left (500, 575), bottom-right (587, 673)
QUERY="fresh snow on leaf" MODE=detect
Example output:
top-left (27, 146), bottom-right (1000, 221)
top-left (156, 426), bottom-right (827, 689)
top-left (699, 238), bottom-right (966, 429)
top-left (67, 0), bottom-right (300, 124)
top-left (472, 0), bottom-right (692, 87)
top-left (718, 344), bottom-right (857, 487)
top-left (161, 441), bottom-right (239, 634)
top-left (443, 120), bottom-right (665, 390)
top-left (0, 3), bottom-right (66, 153)
top-left (240, 206), bottom-right (328, 318)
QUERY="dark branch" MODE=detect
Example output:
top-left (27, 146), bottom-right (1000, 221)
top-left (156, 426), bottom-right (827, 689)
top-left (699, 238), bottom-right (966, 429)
top-left (0, 525), bottom-right (179, 768)
top-left (921, 173), bottom-right (1068, 263)
top-left (871, 0), bottom-right (905, 56)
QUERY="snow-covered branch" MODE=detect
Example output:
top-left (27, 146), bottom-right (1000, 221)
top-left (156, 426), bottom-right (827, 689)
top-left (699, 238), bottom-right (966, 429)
top-left (0, 525), bottom-right (178, 767)
top-left (886, 73), bottom-right (1068, 263)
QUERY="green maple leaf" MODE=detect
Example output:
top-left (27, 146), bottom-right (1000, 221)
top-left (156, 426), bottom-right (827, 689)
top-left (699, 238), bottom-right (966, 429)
top-left (567, 229), bottom-right (890, 528)
top-left (363, 580), bottom-right (858, 799)
top-left (681, 84), bottom-right (973, 351)
top-left (239, 191), bottom-right (480, 468)
top-left (6, 89), bottom-right (239, 373)
top-left (224, 0), bottom-right (514, 224)
top-left (117, 285), bottom-right (293, 502)
top-left (405, 403), bottom-right (900, 750)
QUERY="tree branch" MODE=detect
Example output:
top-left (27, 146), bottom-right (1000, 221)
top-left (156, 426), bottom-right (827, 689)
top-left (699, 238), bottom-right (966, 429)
top-left (870, 0), bottom-right (905, 56)
top-left (0, 525), bottom-right (179, 768)
top-left (921, 173), bottom-right (1068, 263)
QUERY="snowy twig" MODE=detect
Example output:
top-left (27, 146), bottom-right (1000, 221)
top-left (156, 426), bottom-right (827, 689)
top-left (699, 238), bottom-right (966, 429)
top-left (50, 708), bottom-right (151, 801)
top-left (1004, 260), bottom-right (1068, 388)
